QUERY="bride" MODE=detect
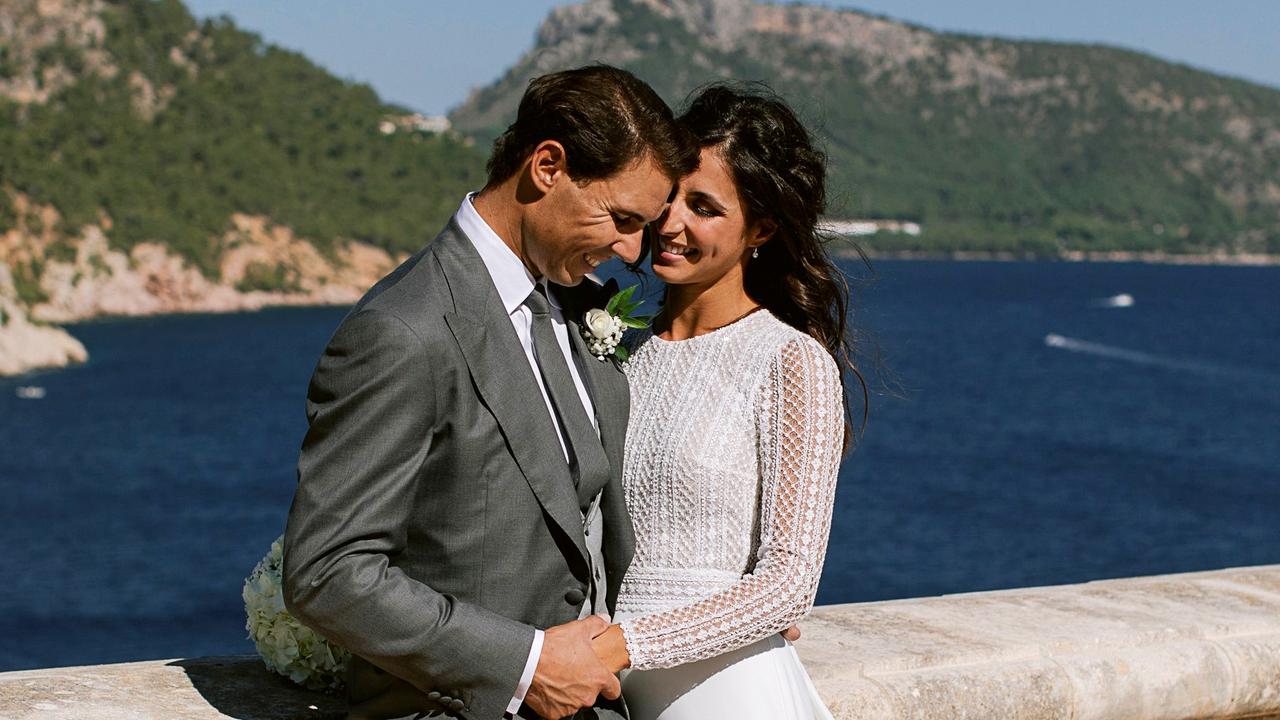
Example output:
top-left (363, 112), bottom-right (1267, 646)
top-left (589, 84), bottom-right (859, 719)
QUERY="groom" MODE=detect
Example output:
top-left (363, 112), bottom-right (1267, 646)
top-left (281, 65), bottom-right (695, 720)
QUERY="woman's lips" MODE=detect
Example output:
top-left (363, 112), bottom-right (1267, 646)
top-left (655, 238), bottom-right (697, 264)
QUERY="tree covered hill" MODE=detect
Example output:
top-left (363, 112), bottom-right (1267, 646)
top-left (0, 0), bottom-right (488, 277)
top-left (451, 0), bottom-right (1280, 256)
top-left (3, 0), bottom-right (1278, 280)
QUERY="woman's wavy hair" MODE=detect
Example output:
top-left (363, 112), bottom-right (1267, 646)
top-left (677, 83), bottom-right (870, 449)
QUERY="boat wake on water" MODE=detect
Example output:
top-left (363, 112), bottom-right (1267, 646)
top-left (1092, 293), bottom-right (1135, 308)
top-left (1044, 334), bottom-right (1280, 387)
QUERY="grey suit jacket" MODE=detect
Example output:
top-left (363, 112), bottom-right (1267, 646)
top-left (282, 219), bottom-right (636, 720)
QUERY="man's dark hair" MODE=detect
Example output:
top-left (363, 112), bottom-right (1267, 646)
top-left (485, 65), bottom-right (696, 187)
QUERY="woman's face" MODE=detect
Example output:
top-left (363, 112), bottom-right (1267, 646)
top-left (650, 146), bottom-right (771, 287)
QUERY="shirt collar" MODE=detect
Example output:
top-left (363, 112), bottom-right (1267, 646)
top-left (455, 192), bottom-right (537, 316)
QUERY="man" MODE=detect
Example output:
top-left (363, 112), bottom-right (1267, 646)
top-left (281, 65), bottom-right (695, 720)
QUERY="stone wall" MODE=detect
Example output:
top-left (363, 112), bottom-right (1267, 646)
top-left (801, 564), bottom-right (1280, 719)
top-left (1, 564), bottom-right (1277, 719)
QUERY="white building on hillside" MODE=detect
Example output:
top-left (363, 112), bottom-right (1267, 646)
top-left (378, 113), bottom-right (451, 135)
top-left (825, 219), bottom-right (922, 236)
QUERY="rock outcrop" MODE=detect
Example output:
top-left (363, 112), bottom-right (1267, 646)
top-left (0, 268), bottom-right (87, 377)
top-left (0, 194), bottom-right (401, 377)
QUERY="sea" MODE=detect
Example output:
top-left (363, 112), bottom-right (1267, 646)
top-left (0, 259), bottom-right (1277, 671)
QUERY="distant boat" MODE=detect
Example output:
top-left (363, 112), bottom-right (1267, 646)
top-left (16, 386), bottom-right (46, 399)
top-left (1097, 293), bottom-right (1135, 308)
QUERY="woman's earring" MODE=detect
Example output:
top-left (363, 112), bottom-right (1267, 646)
top-left (752, 247), bottom-right (759, 259)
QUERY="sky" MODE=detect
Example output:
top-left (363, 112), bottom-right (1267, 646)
top-left (183, 1), bottom-right (1280, 115)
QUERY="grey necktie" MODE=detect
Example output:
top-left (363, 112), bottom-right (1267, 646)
top-left (523, 285), bottom-right (611, 511)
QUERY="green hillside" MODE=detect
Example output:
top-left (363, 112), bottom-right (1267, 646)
top-left (451, 0), bottom-right (1280, 256)
top-left (3, 0), bottom-right (1278, 269)
top-left (0, 0), bottom-right (487, 276)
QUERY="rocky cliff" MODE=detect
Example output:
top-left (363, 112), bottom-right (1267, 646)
top-left (0, 191), bottom-right (401, 376)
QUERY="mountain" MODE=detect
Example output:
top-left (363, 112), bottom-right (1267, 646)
top-left (450, 0), bottom-right (1280, 257)
top-left (3, 0), bottom-right (1278, 374)
top-left (0, 0), bottom-right (489, 374)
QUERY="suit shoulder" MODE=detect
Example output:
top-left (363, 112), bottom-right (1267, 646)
top-left (327, 258), bottom-right (452, 356)
top-left (328, 306), bottom-right (426, 357)
top-left (354, 244), bottom-right (442, 311)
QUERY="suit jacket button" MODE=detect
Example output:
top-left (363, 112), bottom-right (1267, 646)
top-left (565, 588), bottom-right (586, 605)
top-left (448, 698), bottom-right (465, 711)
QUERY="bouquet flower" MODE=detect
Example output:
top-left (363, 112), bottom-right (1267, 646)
top-left (243, 534), bottom-right (350, 691)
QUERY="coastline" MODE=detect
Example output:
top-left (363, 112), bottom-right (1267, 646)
top-left (844, 248), bottom-right (1280, 266)
top-left (0, 209), bottom-right (403, 378)
top-left (5, 246), bottom-right (1278, 379)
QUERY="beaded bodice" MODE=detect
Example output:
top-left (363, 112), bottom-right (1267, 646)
top-left (615, 310), bottom-right (843, 670)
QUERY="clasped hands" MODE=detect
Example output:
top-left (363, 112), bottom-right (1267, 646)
top-left (523, 615), bottom-right (801, 719)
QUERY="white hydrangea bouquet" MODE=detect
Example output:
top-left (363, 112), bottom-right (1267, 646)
top-left (243, 534), bottom-right (351, 691)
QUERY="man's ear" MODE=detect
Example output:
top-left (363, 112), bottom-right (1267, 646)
top-left (527, 140), bottom-right (568, 195)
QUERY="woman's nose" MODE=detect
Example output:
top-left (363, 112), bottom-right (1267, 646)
top-left (655, 204), bottom-right (684, 237)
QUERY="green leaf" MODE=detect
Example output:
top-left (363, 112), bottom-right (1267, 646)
top-left (607, 285), bottom-right (640, 316)
top-left (621, 316), bottom-right (649, 329)
top-left (614, 345), bottom-right (630, 362)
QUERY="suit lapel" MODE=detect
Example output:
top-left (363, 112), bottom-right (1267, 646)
top-left (434, 224), bottom-right (590, 568)
top-left (552, 282), bottom-right (630, 478)
top-left (566, 317), bottom-right (629, 479)
top-left (554, 282), bottom-right (637, 604)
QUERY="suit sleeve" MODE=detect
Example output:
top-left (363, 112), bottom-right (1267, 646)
top-left (282, 307), bottom-right (534, 719)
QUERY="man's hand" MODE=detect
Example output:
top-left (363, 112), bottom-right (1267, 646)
top-left (591, 623), bottom-right (631, 674)
top-left (525, 615), bottom-right (620, 719)
top-left (781, 625), bottom-right (801, 642)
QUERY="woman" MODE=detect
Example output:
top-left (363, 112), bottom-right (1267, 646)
top-left (594, 84), bottom-right (859, 719)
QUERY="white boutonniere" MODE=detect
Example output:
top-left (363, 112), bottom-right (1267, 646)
top-left (582, 285), bottom-right (650, 362)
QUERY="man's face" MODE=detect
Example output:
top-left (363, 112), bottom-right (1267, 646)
top-left (524, 155), bottom-right (673, 286)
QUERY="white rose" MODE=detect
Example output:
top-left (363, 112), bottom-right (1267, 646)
top-left (585, 309), bottom-right (615, 339)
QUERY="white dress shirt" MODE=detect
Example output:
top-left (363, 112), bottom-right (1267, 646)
top-left (455, 192), bottom-right (600, 716)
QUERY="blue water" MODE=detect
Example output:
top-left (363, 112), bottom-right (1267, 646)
top-left (0, 260), bottom-right (1276, 671)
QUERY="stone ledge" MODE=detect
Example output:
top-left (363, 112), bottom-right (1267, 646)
top-left (1, 565), bottom-right (1278, 719)
top-left (800, 564), bottom-right (1280, 719)
top-left (0, 656), bottom-right (345, 720)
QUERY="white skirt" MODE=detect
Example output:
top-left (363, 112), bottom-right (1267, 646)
top-left (618, 632), bottom-right (834, 720)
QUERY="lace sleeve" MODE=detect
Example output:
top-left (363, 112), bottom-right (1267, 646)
top-left (618, 337), bottom-right (844, 669)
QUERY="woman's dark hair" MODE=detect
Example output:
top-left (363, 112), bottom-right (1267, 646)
top-left (680, 83), bottom-right (869, 449)
top-left (485, 65), bottom-right (697, 187)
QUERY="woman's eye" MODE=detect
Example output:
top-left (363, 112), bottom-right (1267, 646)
top-left (692, 204), bottom-right (717, 218)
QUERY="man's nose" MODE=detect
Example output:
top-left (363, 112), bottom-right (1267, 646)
top-left (613, 228), bottom-right (645, 265)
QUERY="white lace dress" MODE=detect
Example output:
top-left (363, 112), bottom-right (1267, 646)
top-left (614, 309), bottom-right (842, 720)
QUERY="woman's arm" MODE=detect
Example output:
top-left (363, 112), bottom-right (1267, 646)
top-left (615, 337), bottom-right (844, 670)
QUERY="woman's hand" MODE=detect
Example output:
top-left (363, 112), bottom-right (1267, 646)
top-left (591, 623), bottom-right (632, 674)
